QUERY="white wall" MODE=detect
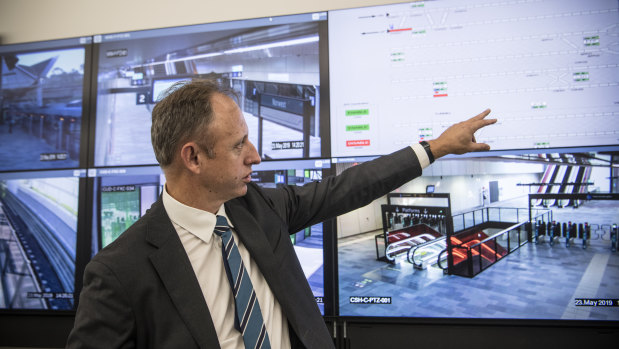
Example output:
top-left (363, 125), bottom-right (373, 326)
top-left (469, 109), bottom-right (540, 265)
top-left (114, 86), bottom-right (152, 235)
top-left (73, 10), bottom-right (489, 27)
top-left (0, 0), bottom-right (407, 45)
top-left (589, 165), bottom-right (611, 193)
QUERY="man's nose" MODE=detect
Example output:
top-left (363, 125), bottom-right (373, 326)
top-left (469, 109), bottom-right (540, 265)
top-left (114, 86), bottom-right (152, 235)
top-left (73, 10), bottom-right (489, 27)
top-left (246, 141), bottom-right (261, 165)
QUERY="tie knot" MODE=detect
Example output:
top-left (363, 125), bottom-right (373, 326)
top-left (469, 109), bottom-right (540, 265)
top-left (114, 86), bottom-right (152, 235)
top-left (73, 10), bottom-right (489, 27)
top-left (213, 215), bottom-right (230, 237)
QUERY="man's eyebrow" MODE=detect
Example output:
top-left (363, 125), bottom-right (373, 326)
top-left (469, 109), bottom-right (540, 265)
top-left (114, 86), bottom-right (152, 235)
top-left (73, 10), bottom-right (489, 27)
top-left (235, 134), bottom-right (248, 145)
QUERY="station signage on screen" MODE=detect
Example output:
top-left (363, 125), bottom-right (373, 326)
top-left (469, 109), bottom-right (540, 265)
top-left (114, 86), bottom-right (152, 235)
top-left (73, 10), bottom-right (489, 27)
top-left (91, 12), bottom-right (329, 167)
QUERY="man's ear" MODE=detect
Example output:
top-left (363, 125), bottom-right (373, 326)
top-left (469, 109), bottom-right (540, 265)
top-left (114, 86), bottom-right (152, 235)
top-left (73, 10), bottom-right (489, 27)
top-left (179, 142), bottom-right (202, 174)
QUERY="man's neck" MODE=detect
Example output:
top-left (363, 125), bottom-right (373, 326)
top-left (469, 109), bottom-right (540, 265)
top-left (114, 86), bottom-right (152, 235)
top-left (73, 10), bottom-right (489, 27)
top-left (164, 181), bottom-right (222, 214)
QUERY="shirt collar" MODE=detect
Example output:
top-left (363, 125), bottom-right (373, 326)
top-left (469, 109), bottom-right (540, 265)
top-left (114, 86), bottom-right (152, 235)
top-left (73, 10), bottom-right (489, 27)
top-left (162, 185), bottom-right (233, 244)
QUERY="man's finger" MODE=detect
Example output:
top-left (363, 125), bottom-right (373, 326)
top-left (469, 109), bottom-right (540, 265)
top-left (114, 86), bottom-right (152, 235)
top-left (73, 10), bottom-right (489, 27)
top-left (470, 142), bottom-right (491, 152)
top-left (470, 108), bottom-right (491, 121)
top-left (471, 117), bottom-right (497, 132)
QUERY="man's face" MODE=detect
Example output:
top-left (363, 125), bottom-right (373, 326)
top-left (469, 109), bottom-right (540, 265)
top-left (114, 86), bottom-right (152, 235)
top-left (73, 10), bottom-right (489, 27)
top-left (197, 93), bottom-right (261, 202)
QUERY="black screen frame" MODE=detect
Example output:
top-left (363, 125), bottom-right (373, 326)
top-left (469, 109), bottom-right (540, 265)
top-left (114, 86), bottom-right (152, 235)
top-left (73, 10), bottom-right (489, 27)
top-left (0, 35), bottom-right (93, 316)
top-left (0, 36), bottom-right (94, 173)
top-left (86, 12), bottom-right (331, 169)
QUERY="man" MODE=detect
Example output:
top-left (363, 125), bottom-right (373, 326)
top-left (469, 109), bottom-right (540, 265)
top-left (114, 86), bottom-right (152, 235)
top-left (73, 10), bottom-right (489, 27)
top-left (66, 79), bottom-right (496, 348)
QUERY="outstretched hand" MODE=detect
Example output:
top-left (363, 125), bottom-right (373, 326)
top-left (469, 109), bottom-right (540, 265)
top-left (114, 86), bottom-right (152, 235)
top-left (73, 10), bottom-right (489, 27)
top-left (427, 109), bottom-right (496, 159)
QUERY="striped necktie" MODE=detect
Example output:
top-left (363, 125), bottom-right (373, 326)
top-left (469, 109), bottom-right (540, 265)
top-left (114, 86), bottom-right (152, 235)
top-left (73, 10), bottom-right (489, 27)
top-left (213, 215), bottom-right (271, 349)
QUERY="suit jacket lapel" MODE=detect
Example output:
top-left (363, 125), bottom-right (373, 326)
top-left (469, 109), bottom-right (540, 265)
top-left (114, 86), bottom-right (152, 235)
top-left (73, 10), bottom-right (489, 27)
top-left (225, 199), bottom-right (310, 340)
top-left (225, 200), bottom-right (279, 284)
top-left (145, 199), bottom-right (221, 349)
top-left (226, 193), bottom-right (331, 347)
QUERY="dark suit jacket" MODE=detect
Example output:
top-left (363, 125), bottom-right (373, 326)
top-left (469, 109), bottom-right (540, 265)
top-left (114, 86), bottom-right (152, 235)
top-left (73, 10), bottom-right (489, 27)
top-left (66, 147), bottom-right (422, 348)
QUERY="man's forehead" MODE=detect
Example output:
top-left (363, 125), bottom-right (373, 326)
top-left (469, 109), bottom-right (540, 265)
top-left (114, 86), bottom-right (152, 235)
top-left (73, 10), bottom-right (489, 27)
top-left (209, 94), bottom-right (246, 134)
top-left (211, 92), bottom-right (238, 110)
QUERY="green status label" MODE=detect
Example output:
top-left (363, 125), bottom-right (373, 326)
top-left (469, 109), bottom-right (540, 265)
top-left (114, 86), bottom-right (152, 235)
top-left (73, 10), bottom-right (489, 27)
top-left (346, 124), bottom-right (370, 131)
top-left (346, 109), bottom-right (370, 116)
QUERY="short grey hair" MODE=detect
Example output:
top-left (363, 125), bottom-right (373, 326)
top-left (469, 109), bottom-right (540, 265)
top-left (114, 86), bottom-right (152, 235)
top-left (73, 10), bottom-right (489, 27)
top-left (151, 79), bottom-right (238, 167)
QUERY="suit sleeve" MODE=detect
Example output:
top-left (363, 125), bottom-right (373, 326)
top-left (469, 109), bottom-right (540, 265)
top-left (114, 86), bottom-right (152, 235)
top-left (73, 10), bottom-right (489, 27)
top-left (264, 147), bottom-right (423, 234)
top-left (66, 260), bottom-right (136, 349)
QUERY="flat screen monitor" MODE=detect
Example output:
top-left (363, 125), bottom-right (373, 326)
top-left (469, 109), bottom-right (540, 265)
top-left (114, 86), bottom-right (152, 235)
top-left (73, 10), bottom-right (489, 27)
top-left (0, 36), bottom-right (93, 172)
top-left (251, 158), bottom-right (332, 314)
top-left (333, 152), bottom-right (619, 322)
top-left (89, 166), bottom-right (165, 253)
top-left (328, 0), bottom-right (619, 158)
top-left (0, 169), bottom-right (86, 310)
top-left (90, 12), bottom-right (329, 167)
top-left (89, 159), bottom-right (332, 314)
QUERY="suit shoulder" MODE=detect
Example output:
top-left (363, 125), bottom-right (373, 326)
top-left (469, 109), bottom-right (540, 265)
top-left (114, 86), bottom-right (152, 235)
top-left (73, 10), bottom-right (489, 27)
top-left (241, 182), bottom-right (277, 206)
top-left (90, 211), bottom-right (153, 268)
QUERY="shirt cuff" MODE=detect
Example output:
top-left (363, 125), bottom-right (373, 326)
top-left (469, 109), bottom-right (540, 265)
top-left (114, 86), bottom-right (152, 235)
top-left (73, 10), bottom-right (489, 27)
top-left (410, 143), bottom-right (431, 169)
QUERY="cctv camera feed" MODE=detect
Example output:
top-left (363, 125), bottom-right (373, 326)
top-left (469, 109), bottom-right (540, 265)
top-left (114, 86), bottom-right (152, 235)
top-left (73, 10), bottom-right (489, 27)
top-left (252, 159), bottom-right (330, 314)
top-left (329, 0), bottom-right (619, 158)
top-left (331, 0), bottom-right (619, 321)
top-left (92, 12), bottom-right (327, 167)
top-left (0, 170), bottom-right (82, 310)
top-left (90, 166), bottom-right (165, 254)
top-left (90, 160), bottom-right (328, 313)
top-left (335, 153), bottom-right (619, 321)
top-left (0, 38), bottom-right (90, 172)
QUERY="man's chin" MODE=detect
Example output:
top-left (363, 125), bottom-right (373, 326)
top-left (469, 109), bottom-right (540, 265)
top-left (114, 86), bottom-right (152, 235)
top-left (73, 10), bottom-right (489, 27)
top-left (236, 184), bottom-right (248, 197)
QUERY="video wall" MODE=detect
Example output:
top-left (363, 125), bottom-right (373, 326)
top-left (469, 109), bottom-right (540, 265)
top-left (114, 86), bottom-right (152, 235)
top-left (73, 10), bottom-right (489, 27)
top-left (330, 0), bottom-right (619, 323)
top-left (90, 12), bottom-right (328, 166)
top-left (0, 36), bottom-right (91, 311)
top-left (0, 37), bottom-right (92, 171)
top-left (1, 0), bottom-right (617, 327)
top-left (0, 169), bottom-right (85, 310)
top-left (329, 0), bottom-right (619, 158)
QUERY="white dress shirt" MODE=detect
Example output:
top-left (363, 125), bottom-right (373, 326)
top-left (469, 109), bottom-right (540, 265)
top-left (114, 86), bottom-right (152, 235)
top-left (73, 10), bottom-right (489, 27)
top-left (162, 189), bottom-right (290, 349)
top-left (410, 143), bottom-right (431, 169)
